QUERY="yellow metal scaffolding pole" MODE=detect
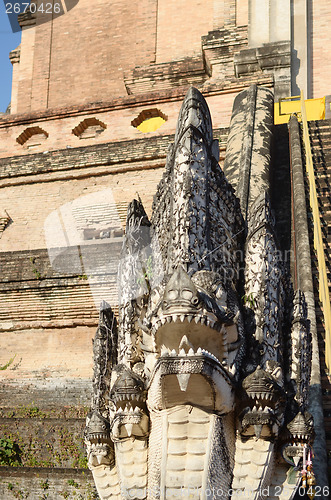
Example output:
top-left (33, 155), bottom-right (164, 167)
top-left (300, 91), bottom-right (331, 373)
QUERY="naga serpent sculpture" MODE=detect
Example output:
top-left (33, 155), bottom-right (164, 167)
top-left (85, 87), bottom-right (314, 499)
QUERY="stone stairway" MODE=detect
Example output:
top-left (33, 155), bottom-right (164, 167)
top-left (306, 119), bottom-right (331, 478)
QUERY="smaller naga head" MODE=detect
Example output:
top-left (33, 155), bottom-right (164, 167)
top-left (281, 411), bottom-right (314, 467)
top-left (110, 365), bottom-right (146, 408)
top-left (85, 411), bottom-right (114, 468)
top-left (109, 366), bottom-right (148, 439)
top-left (110, 365), bottom-right (146, 409)
top-left (238, 365), bottom-right (285, 439)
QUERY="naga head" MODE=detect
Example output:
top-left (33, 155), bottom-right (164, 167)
top-left (238, 365), bottom-right (286, 439)
top-left (85, 411), bottom-right (114, 468)
top-left (109, 366), bottom-right (149, 440)
top-left (144, 267), bottom-right (240, 359)
top-left (110, 365), bottom-right (146, 409)
top-left (281, 411), bottom-right (314, 467)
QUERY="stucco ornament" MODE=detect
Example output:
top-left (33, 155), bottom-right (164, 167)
top-left (85, 88), bottom-right (314, 499)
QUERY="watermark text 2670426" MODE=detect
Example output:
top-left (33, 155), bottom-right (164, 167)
top-left (6, 2), bottom-right (61, 14)
top-left (3, 0), bottom-right (79, 33)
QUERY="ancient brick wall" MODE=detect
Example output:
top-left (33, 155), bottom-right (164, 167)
top-left (0, 128), bottom-right (229, 252)
top-left (0, 467), bottom-right (97, 500)
top-left (0, 415), bottom-right (87, 468)
top-left (1, 86), bottom-right (257, 159)
top-left (0, 244), bottom-right (121, 325)
top-left (11, 0), bottom-right (256, 115)
top-left (13, 0), bottom-right (222, 113)
top-left (15, 0), bottom-right (158, 113)
top-left (311, 1), bottom-right (331, 99)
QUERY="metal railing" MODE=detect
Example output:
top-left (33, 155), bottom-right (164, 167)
top-left (300, 90), bottom-right (331, 374)
top-left (274, 94), bottom-right (325, 124)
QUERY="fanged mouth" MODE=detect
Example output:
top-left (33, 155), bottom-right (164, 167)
top-left (154, 345), bottom-right (238, 382)
top-left (114, 405), bottom-right (143, 416)
top-left (283, 443), bottom-right (310, 467)
top-left (148, 316), bottom-right (229, 365)
top-left (149, 312), bottom-right (223, 336)
top-left (282, 442), bottom-right (312, 467)
top-left (246, 391), bottom-right (275, 402)
top-left (159, 346), bottom-right (222, 364)
top-left (112, 406), bottom-right (149, 438)
top-left (111, 392), bottom-right (145, 405)
top-left (289, 434), bottom-right (311, 442)
top-left (88, 432), bottom-right (111, 444)
top-left (249, 405), bottom-right (274, 413)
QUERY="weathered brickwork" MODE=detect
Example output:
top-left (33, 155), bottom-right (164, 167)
top-left (0, 417), bottom-right (87, 468)
top-left (0, 129), bottom-right (228, 256)
top-left (0, 87), bottom-right (259, 158)
top-left (0, 243), bottom-right (121, 327)
top-left (0, 377), bottom-right (93, 410)
top-left (311, 1), bottom-right (331, 99)
top-left (12, 0), bottom-right (223, 113)
top-left (0, 134), bottom-right (172, 177)
top-left (14, 0), bottom-right (158, 113)
top-left (0, 328), bottom-right (96, 398)
top-left (0, 165), bottom-right (160, 251)
top-left (124, 57), bottom-right (210, 95)
top-left (0, 467), bottom-right (97, 499)
top-left (0, 128), bottom-right (228, 179)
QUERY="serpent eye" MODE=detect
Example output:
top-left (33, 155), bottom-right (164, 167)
top-left (182, 289), bottom-right (193, 301)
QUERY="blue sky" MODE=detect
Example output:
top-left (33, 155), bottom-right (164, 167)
top-left (0, 4), bottom-right (21, 112)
